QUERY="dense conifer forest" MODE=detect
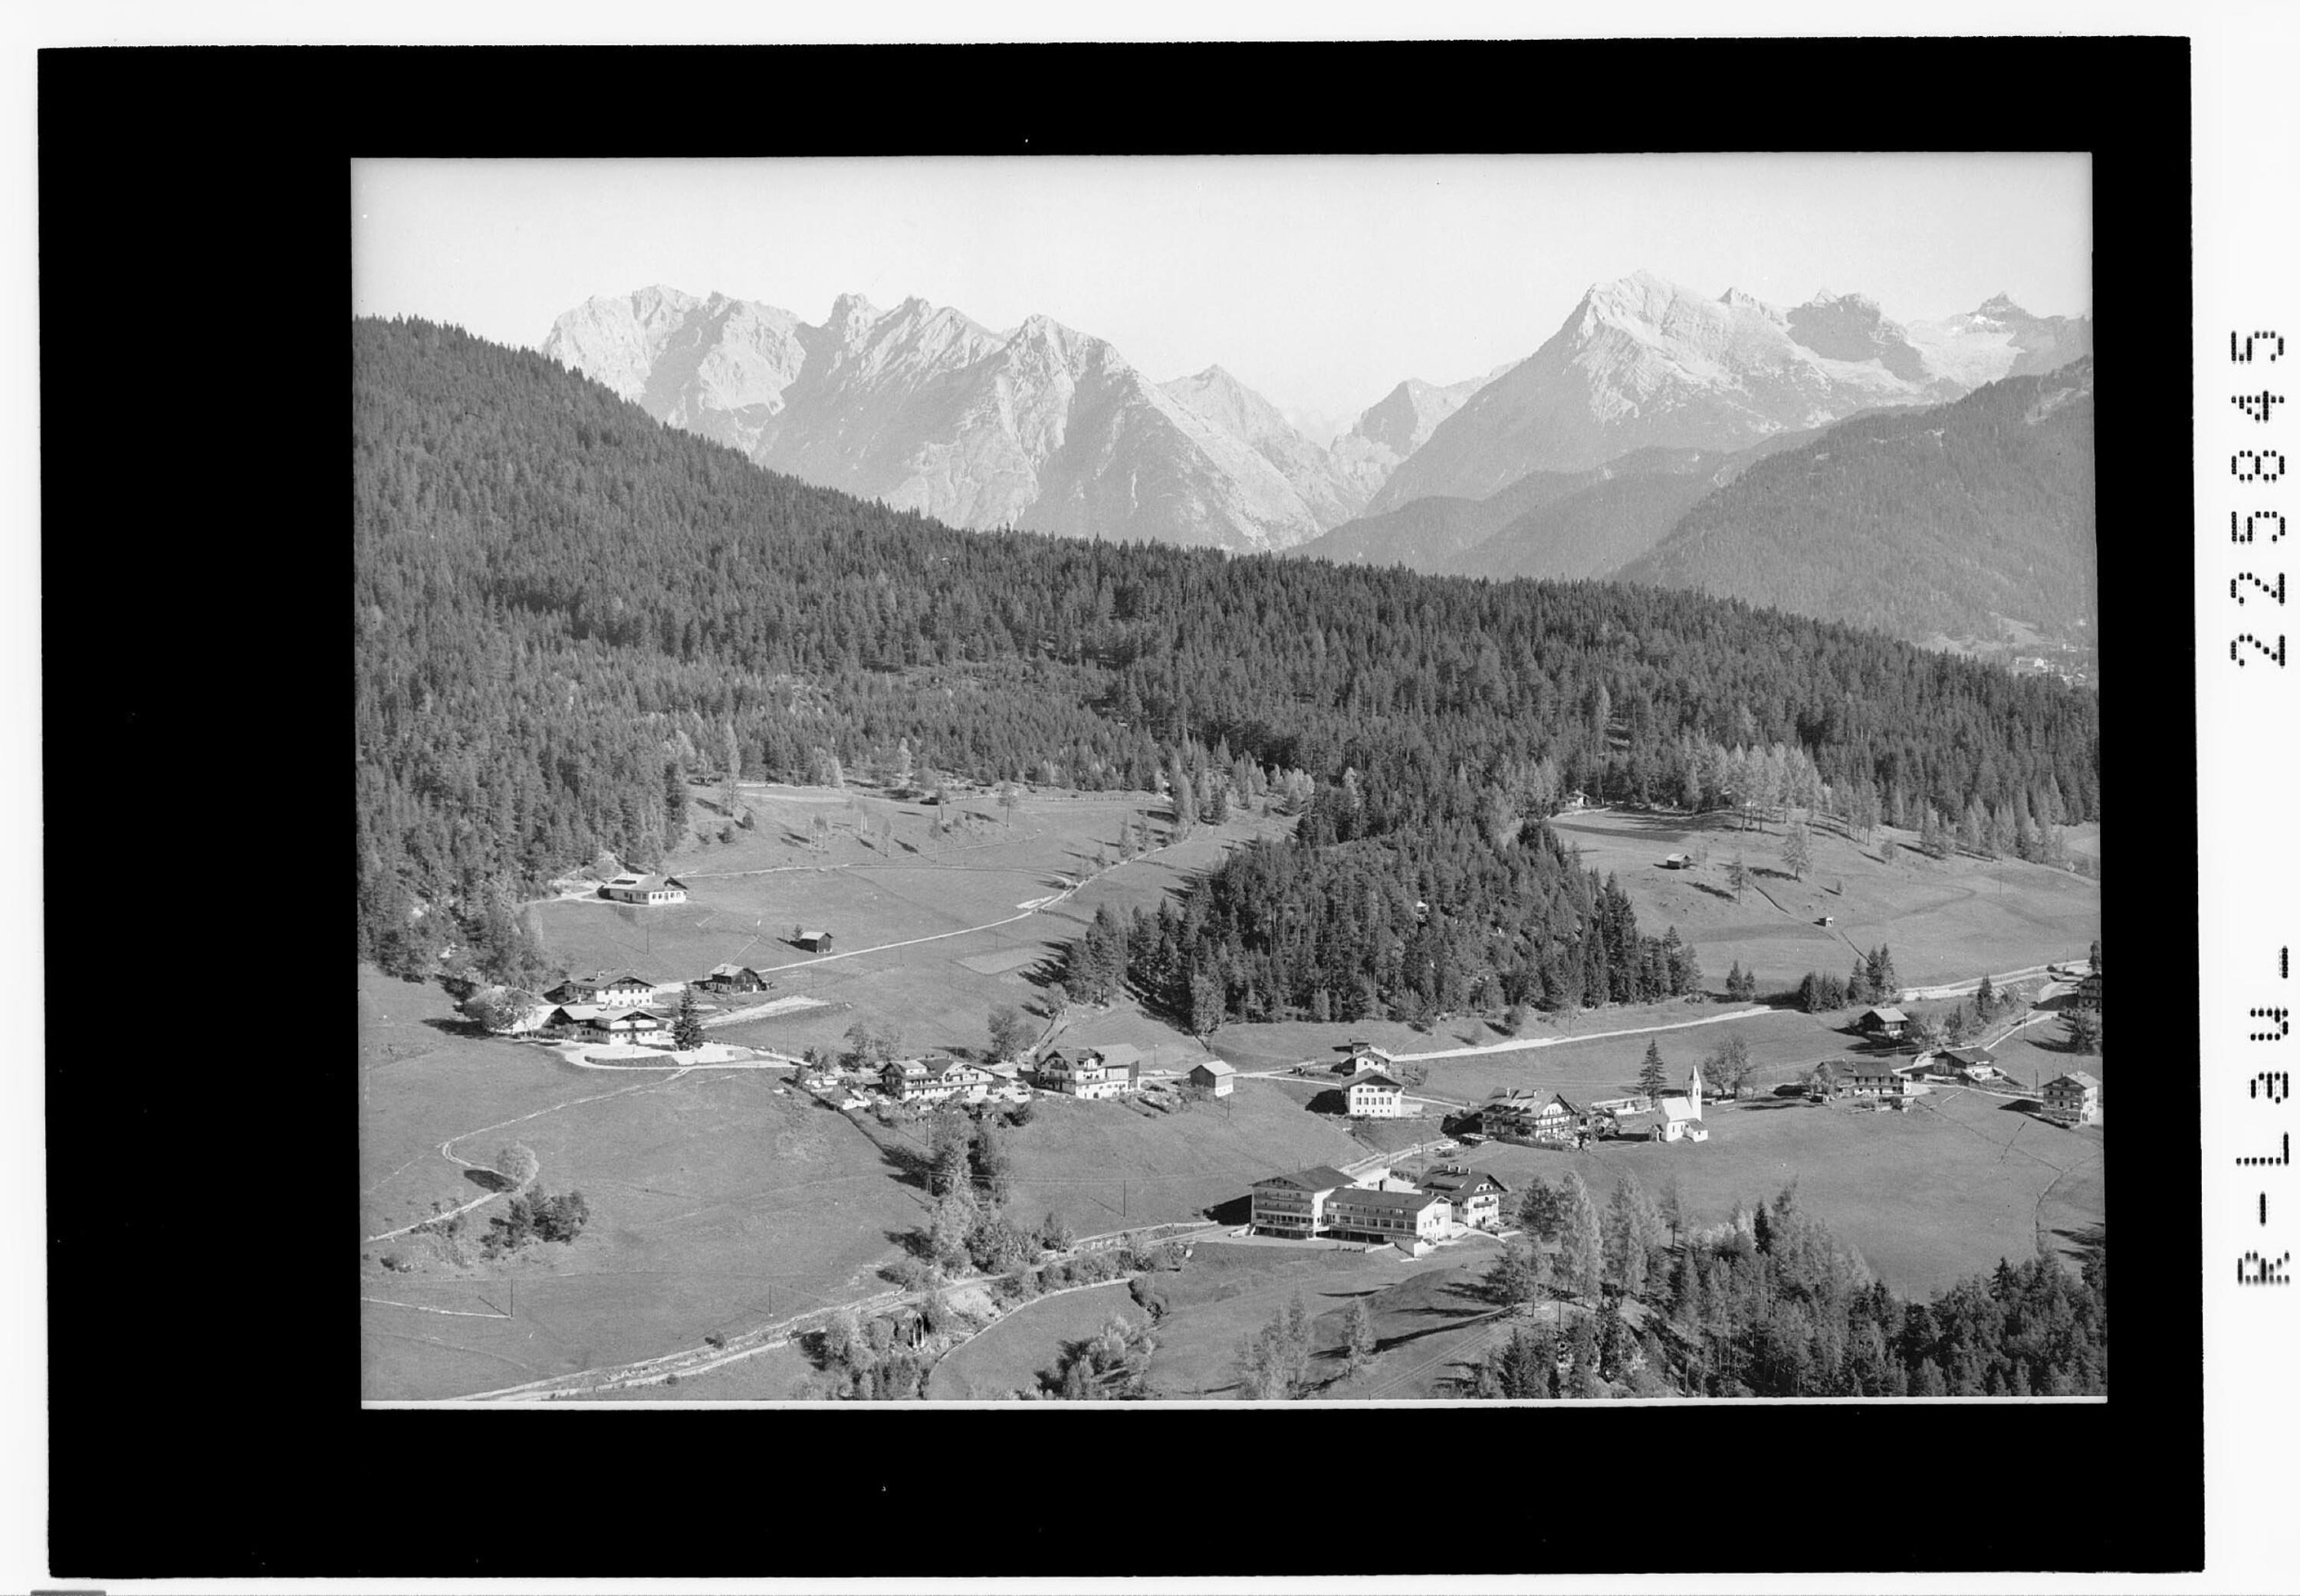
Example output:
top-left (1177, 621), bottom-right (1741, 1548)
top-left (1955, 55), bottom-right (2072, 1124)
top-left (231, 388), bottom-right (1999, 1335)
top-left (1464, 1175), bottom-right (2107, 1399)
top-left (353, 318), bottom-right (2099, 1000)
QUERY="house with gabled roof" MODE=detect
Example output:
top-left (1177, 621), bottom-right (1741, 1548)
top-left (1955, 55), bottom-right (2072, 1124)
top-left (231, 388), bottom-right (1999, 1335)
top-left (1857, 1006), bottom-right (1909, 1039)
top-left (1342, 1069), bottom-right (1408, 1118)
top-left (2041, 1070), bottom-right (2101, 1125)
top-left (586, 1007), bottom-right (666, 1044)
top-left (1418, 1165), bottom-right (1509, 1229)
top-left (881, 1056), bottom-right (993, 1105)
top-left (1188, 1059), bottom-right (1236, 1096)
top-left (695, 963), bottom-right (770, 993)
top-left (1037, 1046), bottom-right (1137, 1102)
top-left (545, 972), bottom-right (661, 1008)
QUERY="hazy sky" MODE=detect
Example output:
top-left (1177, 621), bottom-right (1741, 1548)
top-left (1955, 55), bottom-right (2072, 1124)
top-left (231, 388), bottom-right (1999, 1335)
top-left (353, 154), bottom-right (2091, 432)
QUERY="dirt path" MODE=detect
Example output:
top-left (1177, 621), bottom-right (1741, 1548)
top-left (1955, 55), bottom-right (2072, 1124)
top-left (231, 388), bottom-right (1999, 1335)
top-left (1382, 1006), bottom-right (1773, 1064)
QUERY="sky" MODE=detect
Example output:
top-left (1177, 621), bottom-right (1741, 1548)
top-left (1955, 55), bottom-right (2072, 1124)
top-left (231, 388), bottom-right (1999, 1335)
top-left (352, 153), bottom-right (2090, 438)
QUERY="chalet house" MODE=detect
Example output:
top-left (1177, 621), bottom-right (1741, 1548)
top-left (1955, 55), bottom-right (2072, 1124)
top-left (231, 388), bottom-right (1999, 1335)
top-left (1839, 1059), bottom-right (1912, 1098)
top-left (797, 930), bottom-right (834, 953)
top-left (1189, 1059), bottom-right (1237, 1097)
top-left (546, 973), bottom-right (659, 1008)
top-left (1661, 852), bottom-right (1691, 869)
top-left (2042, 1070), bottom-right (2102, 1125)
top-left (1857, 1007), bottom-right (1909, 1039)
top-left (1249, 1166), bottom-right (1360, 1237)
top-left (1089, 1045), bottom-right (1145, 1082)
top-left (695, 963), bottom-right (769, 994)
top-left (1321, 1187), bottom-right (1451, 1246)
top-left (586, 1008), bottom-right (665, 1043)
top-left (1937, 1046), bottom-right (2003, 1081)
top-left (1328, 1043), bottom-right (1397, 1078)
top-left (1418, 1166), bottom-right (1509, 1229)
top-left (540, 1003), bottom-right (602, 1037)
top-left (2075, 970), bottom-right (2103, 1010)
top-left (1342, 1070), bottom-right (1409, 1119)
top-left (600, 872), bottom-right (689, 906)
top-left (1036, 1048), bottom-right (1136, 1102)
top-left (881, 1056), bottom-right (993, 1105)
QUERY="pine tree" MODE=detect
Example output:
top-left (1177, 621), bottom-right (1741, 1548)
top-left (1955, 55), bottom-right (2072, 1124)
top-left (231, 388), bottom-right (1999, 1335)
top-left (1726, 854), bottom-right (1748, 902)
top-left (1783, 819), bottom-right (1812, 880)
top-left (1638, 1039), bottom-right (1669, 1101)
top-left (672, 987), bottom-right (705, 1049)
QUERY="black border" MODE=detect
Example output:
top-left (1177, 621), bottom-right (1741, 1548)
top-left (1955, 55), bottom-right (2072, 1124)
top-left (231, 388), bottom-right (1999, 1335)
top-left (40, 37), bottom-right (2194, 1581)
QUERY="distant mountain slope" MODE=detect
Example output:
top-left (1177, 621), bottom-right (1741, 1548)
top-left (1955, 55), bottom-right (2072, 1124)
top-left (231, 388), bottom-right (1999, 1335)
top-left (1616, 358), bottom-right (2096, 645)
top-left (1283, 460), bottom-right (1618, 569)
top-left (1328, 366), bottom-right (1513, 504)
top-left (1367, 272), bottom-right (1957, 511)
top-left (1903, 294), bottom-right (2094, 389)
top-left (545, 288), bottom-right (1335, 552)
top-left (1440, 432), bottom-right (1829, 583)
top-left (1161, 364), bottom-right (1368, 529)
top-left (1366, 273), bottom-right (2092, 515)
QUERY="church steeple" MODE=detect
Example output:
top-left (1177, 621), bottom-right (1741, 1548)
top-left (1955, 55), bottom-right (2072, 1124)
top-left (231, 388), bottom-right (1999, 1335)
top-left (1687, 1063), bottom-right (1705, 1115)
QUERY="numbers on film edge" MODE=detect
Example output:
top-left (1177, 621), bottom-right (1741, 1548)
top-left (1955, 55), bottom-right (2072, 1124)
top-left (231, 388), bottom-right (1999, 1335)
top-left (2242, 947), bottom-right (2292, 1284)
top-left (2230, 331), bottom-right (2288, 665)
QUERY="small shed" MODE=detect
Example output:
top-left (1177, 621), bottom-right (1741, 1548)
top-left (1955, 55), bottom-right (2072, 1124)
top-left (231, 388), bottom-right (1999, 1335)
top-left (1189, 1059), bottom-right (1237, 1097)
top-left (797, 930), bottom-right (835, 953)
top-left (1661, 852), bottom-right (1691, 869)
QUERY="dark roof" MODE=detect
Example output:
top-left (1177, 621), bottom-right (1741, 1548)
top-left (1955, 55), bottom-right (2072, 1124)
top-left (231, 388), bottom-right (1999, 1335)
top-left (1938, 1046), bottom-right (1998, 1067)
top-left (2047, 1071), bottom-right (2101, 1091)
top-left (1326, 1187), bottom-right (1447, 1215)
top-left (1346, 1071), bottom-right (1405, 1092)
top-left (1421, 1168), bottom-right (1506, 1197)
top-left (1861, 1007), bottom-right (1908, 1024)
top-left (1255, 1165), bottom-right (1355, 1193)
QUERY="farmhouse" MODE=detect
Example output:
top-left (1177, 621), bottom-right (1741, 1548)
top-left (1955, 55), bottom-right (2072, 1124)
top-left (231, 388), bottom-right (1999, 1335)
top-left (600, 872), bottom-right (689, 906)
top-left (546, 972), bottom-right (660, 1007)
top-left (1188, 1059), bottom-right (1237, 1097)
top-left (1321, 1187), bottom-right (1451, 1246)
top-left (1839, 1059), bottom-right (1918, 1098)
top-left (1857, 1007), bottom-right (1909, 1039)
top-left (695, 963), bottom-right (770, 993)
top-left (1328, 1043), bottom-right (1398, 1077)
top-left (881, 1056), bottom-right (993, 1105)
top-left (1937, 1045), bottom-right (1999, 1079)
top-left (1342, 1070), bottom-right (1409, 1118)
top-left (586, 1008), bottom-right (665, 1043)
top-left (1418, 1165), bottom-right (1509, 1229)
top-left (2042, 1070), bottom-right (2102, 1125)
top-left (1249, 1166), bottom-right (1360, 1237)
top-left (1036, 1048), bottom-right (1137, 1101)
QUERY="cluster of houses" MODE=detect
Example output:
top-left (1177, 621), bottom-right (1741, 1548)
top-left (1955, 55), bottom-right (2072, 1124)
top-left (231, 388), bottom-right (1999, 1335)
top-left (1479, 1066), bottom-right (1710, 1146)
top-left (1247, 1162), bottom-right (1510, 1256)
top-left (514, 962), bottom-right (777, 1046)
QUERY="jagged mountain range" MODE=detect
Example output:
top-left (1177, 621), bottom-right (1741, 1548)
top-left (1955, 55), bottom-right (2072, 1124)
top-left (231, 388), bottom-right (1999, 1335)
top-left (541, 273), bottom-right (2089, 606)
top-left (1366, 272), bottom-right (2091, 511)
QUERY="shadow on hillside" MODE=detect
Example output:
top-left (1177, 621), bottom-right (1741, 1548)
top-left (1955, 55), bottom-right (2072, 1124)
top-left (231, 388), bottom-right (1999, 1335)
top-left (1691, 882), bottom-right (1739, 902)
top-left (422, 1016), bottom-right (494, 1040)
top-left (2054, 1222), bottom-right (2106, 1250)
top-left (1204, 1195), bottom-right (1252, 1227)
top-left (1305, 1089), bottom-right (1350, 1115)
top-left (462, 1167), bottom-right (516, 1193)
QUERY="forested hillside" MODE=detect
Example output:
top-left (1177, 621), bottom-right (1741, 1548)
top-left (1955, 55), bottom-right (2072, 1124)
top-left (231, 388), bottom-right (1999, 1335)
top-left (353, 319), bottom-right (2099, 999)
top-left (1618, 359), bottom-right (2096, 645)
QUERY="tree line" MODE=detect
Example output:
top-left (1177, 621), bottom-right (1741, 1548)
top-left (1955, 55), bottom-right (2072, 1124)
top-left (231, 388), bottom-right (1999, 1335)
top-left (355, 317), bottom-right (2099, 976)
